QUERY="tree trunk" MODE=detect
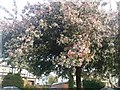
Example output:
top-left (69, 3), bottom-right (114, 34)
top-left (118, 77), bottom-right (120, 87)
top-left (12, 67), bottom-right (14, 74)
top-left (75, 67), bottom-right (82, 90)
top-left (68, 71), bottom-right (74, 88)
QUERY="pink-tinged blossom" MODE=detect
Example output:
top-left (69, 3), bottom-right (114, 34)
top-left (84, 48), bottom-right (90, 54)
top-left (80, 62), bottom-right (83, 67)
top-left (9, 52), bottom-right (13, 57)
top-left (67, 50), bottom-right (76, 56)
top-left (78, 52), bottom-right (83, 58)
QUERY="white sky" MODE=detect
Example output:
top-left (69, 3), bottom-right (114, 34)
top-left (0, 0), bottom-right (48, 19)
top-left (0, 0), bottom-right (120, 20)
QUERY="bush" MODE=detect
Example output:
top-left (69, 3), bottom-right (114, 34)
top-left (2, 73), bottom-right (24, 88)
top-left (83, 78), bottom-right (105, 90)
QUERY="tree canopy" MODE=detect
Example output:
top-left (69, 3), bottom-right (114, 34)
top-left (0, 0), bottom-right (118, 88)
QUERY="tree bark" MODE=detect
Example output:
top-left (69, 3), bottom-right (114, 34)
top-left (12, 67), bottom-right (14, 74)
top-left (68, 71), bottom-right (74, 89)
top-left (118, 77), bottom-right (120, 87)
top-left (75, 66), bottom-right (82, 90)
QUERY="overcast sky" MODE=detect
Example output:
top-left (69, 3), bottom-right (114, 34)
top-left (0, 0), bottom-right (49, 19)
top-left (0, 0), bottom-right (119, 20)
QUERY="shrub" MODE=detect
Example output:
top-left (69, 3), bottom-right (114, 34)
top-left (83, 78), bottom-right (105, 90)
top-left (2, 73), bottom-right (24, 88)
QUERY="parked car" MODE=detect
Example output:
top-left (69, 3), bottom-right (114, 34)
top-left (2, 86), bottom-right (20, 90)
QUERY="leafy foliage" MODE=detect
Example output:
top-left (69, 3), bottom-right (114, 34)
top-left (53, 2), bottom-right (114, 69)
top-left (2, 73), bottom-right (24, 88)
top-left (81, 11), bottom-right (118, 87)
top-left (83, 78), bottom-right (105, 89)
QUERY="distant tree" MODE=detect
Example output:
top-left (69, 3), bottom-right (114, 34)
top-left (48, 75), bottom-right (58, 85)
